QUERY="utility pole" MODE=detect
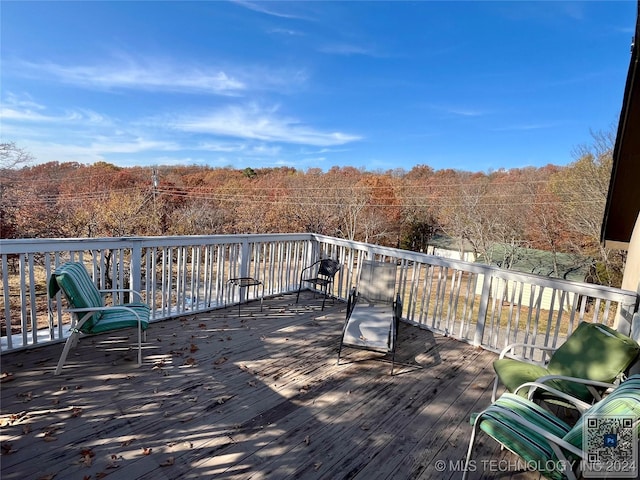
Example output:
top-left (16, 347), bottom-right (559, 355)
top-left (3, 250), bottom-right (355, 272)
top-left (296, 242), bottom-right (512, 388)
top-left (152, 167), bottom-right (160, 233)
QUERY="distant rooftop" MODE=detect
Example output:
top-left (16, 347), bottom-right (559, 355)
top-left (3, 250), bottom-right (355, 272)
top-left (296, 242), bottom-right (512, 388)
top-left (428, 234), bottom-right (590, 282)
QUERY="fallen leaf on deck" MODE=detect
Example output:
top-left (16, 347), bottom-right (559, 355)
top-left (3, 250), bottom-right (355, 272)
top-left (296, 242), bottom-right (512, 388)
top-left (142, 447), bottom-right (152, 455)
top-left (1, 442), bottom-right (16, 454)
top-left (18, 391), bottom-right (33, 402)
top-left (160, 456), bottom-right (175, 467)
top-left (304, 435), bottom-right (311, 445)
top-left (190, 343), bottom-right (199, 353)
top-left (1, 372), bottom-right (14, 383)
top-left (80, 448), bottom-right (95, 459)
top-left (213, 356), bottom-right (228, 366)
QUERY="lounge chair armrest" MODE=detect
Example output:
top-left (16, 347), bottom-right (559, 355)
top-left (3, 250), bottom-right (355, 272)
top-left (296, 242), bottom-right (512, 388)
top-left (65, 305), bottom-right (144, 324)
top-left (498, 342), bottom-right (557, 360)
top-left (345, 287), bottom-right (358, 319)
top-left (99, 288), bottom-right (145, 302)
top-left (513, 382), bottom-right (593, 412)
top-left (533, 374), bottom-right (617, 402)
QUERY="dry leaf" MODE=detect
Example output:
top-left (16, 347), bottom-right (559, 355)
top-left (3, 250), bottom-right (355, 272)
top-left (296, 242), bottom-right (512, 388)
top-left (18, 391), bottom-right (33, 402)
top-left (80, 448), bottom-right (95, 457)
top-left (1, 442), bottom-right (16, 454)
top-left (142, 447), bottom-right (152, 455)
top-left (314, 462), bottom-right (323, 470)
top-left (213, 356), bottom-right (228, 366)
top-left (216, 395), bottom-right (232, 405)
top-left (190, 343), bottom-right (199, 353)
top-left (1, 372), bottom-right (15, 383)
top-left (71, 407), bottom-right (83, 417)
top-left (160, 456), bottom-right (175, 467)
top-left (304, 435), bottom-right (311, 446)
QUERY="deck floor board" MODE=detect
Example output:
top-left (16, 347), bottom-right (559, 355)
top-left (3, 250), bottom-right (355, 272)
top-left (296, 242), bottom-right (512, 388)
top-left (1, 292), bottom-right (542, 480)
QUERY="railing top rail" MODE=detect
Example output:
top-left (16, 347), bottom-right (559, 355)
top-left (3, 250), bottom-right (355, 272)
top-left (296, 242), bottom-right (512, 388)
top-left (0, 233), bottom-right (315, 254)
top-left (311, 234), bottom-right (637, 303)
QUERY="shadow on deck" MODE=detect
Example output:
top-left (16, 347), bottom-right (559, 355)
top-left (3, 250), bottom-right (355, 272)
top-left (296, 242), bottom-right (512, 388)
top-left (1, 292), bottom-right (539, 480)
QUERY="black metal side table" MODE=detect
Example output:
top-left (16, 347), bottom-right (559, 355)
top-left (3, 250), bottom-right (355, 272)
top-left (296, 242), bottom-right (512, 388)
top-left (226, 277), bottom-right (264, 316)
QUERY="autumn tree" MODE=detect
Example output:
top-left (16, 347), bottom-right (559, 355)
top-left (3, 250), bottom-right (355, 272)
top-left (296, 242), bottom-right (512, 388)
top-left (547, 128), bottom-right (623, 286)
top-left (0, 143), bottom-right (34, 238)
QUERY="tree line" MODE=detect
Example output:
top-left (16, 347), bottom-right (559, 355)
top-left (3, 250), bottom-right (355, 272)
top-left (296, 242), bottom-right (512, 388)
top-left (0, 129), bottom-right (626, 287)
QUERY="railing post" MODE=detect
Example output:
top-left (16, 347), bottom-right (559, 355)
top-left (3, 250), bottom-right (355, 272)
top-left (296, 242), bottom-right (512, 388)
top-left (474, 272), bottom-right (492, 346)
top-left (130, 239), bottom-right (143, 296)
top-left (615, 300), bottom-right (638, 339)
top-left (238, 237), bottom-right (251, 303)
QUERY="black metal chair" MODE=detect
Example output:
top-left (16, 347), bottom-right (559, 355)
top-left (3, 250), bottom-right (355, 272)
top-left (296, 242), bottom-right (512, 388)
top-left (296, 258), bottom-right (342, 310)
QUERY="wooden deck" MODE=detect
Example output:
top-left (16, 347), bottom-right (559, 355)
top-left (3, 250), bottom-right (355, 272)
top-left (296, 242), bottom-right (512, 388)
top-left (1, 292), bottom-right (540, 480)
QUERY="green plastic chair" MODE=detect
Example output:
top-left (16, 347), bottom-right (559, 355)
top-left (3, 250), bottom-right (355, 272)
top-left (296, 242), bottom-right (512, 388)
top-left (48, 261), bottom-right (150, 375)
top-left (463, 375), bottom-right (640, 480)
top-left (492, 321), bottom-right (640, 405)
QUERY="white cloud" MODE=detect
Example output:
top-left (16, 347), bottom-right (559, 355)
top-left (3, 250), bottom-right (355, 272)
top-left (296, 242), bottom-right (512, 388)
top-left (318, 43), bottom-right (378, 57)
top-left (12, 55), bottom-right (308, 96)
top-left (89, 137), bottom-right (179, 154)
top-left (232, 0), bottom-right (311, 20)
top-left (17, 56), bottom-right (246, 95)
top-left (172, 104), bottom-right (362, 147)
top-left (2, 93), bottom-right (111, 125)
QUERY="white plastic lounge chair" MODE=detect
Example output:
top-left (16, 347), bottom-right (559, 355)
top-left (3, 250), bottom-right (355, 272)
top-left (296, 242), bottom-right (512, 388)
top-left (337, 260), bottom-right (402, 374)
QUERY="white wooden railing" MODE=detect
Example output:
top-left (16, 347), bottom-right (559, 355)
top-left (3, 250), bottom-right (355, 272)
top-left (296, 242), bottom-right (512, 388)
top-left (1, 234), bottom-right (638, 361)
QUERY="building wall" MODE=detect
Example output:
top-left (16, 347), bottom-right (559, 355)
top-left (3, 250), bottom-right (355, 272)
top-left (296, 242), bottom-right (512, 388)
top-left (475, 275), bottom-right (578, 313)
top-left (620, 212), bottom-right (640, 341)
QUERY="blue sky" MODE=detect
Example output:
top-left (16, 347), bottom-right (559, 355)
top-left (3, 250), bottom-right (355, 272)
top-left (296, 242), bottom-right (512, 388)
top-left (1, 1), bottom-right (636, 172)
